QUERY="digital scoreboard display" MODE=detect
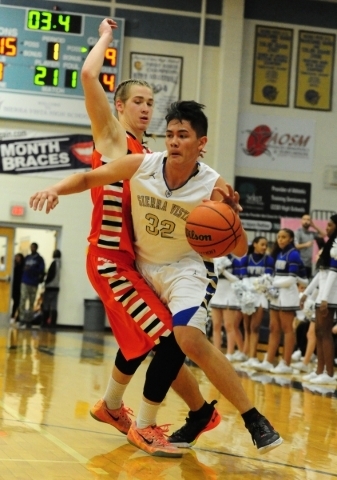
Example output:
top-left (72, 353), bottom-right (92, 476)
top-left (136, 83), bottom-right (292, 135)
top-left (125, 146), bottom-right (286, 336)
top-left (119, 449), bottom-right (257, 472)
top-left (0, 6), bottom-right (124, 126)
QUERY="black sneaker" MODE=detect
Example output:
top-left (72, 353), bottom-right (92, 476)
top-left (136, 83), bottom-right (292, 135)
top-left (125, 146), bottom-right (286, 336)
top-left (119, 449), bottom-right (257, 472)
top-left (167, 400), bottom-right (221, 447)
top-left (246, 416), bottom-right (283, 454)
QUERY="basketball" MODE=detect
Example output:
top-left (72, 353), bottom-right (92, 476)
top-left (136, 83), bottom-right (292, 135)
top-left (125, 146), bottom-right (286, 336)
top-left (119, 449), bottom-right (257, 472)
top-left (185, 201), bottom-right (243, 258)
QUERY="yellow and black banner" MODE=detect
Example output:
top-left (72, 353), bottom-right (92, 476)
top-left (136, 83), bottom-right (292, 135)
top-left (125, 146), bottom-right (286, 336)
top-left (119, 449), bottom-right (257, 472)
top-left (251, 25), bottom-right (293, 107)
top-left (295, 31), bottom-right (335, 111)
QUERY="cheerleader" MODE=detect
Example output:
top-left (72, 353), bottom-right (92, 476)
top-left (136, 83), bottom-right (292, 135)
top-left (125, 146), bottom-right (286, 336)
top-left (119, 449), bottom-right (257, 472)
top-left (255, 228), bottom-right (304, 373)
top-left (300, 214), bottom-right (337, 385)
top-left (239, 236), bottom-right (274, 368)
top-left (210, 255), bottom-right (245, 361)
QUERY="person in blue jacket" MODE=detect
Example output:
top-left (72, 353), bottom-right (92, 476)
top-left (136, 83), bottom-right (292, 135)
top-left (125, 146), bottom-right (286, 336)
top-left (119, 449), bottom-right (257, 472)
top-left (18, 242), bottom-right (45, 329)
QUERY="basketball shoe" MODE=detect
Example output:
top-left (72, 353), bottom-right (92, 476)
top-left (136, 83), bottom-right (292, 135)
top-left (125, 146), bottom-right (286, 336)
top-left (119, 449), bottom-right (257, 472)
top-left (246, 416), bottom-right (283, 454)
top-left (90, 399), bottom-right (133, 434)
top-left (167, 400), bottom-right (221, 447)
top-left (127, 421), bottom-right (182, 457)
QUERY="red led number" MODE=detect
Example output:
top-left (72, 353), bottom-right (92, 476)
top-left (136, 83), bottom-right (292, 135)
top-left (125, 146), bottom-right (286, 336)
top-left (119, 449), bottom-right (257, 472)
top-left (99, 73), bottom-right (115, 92)
top-left (0, 37), bottom-right (17, 57)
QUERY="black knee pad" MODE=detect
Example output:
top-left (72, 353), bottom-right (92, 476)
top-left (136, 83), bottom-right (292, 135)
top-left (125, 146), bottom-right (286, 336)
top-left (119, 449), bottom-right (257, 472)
top-left (143, 333), bottom-right (186, 403)
top-left (114, 348), bottom-right (148, 375)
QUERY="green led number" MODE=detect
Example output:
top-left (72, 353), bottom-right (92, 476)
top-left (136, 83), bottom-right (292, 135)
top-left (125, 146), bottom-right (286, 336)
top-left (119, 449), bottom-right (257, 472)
top-left (58, 15), bottom-right (71, 33)
top-left (40, 11), bottom-right (52, 31)
top-left (27, 10), bottom-right (51, 31)
top-left (34, 66), bottom-right (59, 86)
top-left (27, 10), bottom-right (40, 30)
top-left (52, 68), bottom-right (59, 86)
top-left (34, 66), bottom-right (47, 85)
top-left (70, 71), bottom-right (77, 88)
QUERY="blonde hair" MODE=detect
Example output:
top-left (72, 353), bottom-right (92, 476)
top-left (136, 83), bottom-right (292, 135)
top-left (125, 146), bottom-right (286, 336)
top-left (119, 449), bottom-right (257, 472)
top-left (114, 79), bottom-right (153, 104)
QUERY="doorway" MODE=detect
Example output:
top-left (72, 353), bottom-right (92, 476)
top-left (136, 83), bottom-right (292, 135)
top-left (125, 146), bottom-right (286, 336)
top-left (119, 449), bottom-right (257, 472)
top-left (0, 222), bottom-right (61, 324)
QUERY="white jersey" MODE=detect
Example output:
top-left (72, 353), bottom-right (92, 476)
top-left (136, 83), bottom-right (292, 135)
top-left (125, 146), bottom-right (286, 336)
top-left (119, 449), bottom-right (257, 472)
top-left (130, 151), bottom-right (220, 265)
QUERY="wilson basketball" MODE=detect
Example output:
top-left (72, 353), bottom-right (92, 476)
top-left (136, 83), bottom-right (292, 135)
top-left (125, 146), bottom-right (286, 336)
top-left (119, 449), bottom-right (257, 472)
top-left (185, 201), bottom-right (243, 258)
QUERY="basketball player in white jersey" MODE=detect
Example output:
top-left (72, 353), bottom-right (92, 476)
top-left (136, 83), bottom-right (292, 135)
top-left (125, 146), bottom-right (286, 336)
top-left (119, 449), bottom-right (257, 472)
top-left (30, 100), bottom-right (282, 457)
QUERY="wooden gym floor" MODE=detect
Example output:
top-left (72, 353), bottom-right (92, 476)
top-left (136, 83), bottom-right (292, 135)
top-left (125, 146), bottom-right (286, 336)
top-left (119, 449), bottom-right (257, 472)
top-left (0, 325), bottom-right (336, 480)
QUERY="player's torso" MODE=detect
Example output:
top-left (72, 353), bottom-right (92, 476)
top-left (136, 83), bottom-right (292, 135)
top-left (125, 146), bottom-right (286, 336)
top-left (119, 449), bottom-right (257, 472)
top-left (88, 133), bottom-right (150, 255)
top-left (131, 152), bottom-right (219, 264)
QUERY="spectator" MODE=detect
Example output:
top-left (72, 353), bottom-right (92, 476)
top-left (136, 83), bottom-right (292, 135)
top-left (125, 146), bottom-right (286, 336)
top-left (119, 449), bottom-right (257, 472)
top-left (18, 242), bottom-right (45, 329)
top-left (294, 214), bottom-right (325, 278)
top-left (10, 253), bottom-right (25, 324)
top-left (41, 249), bottom-right (61, 329)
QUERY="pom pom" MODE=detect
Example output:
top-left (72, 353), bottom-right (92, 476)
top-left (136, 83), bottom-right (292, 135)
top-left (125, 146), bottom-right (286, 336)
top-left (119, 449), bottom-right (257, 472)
top-left (240, 290), bottom-right (257, 315)
top-left (215, 256), bottom-right (232, 275)
top-left (252, 274), bottom-right (273, 293)
top-left (265, 286), bottom-right (279, 302)
top-left (302, 297), bottom-right (315, 320)
top-left (231, 279), bottom-right (247, 300)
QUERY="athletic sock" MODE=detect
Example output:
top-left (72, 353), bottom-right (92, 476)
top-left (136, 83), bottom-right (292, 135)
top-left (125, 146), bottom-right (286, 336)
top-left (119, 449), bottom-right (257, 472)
top-left (103, 377), bottom-right (128, 410)
top-left (136, 400), bottom-right (160, 429)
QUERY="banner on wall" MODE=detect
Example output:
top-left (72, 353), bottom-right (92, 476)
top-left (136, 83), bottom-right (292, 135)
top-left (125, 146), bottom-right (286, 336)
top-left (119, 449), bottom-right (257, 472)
top-left (234, 176), bottom-right (311, 232)
top-left (251, 25), bottom-right (293, 107)
top-left (0, 129), bottom-right (93, 175)
top-left (236, 113), bottom-right (315, 172)
top-left (130, 52), bottom-right (183, 136)
top-left (295, 31), bottom-right (335, 111)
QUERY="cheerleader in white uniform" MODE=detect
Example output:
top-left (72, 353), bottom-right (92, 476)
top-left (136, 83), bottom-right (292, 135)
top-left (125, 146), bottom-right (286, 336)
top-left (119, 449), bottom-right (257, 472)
top-left (210, 255), bottom-right (244, 361)
top-left (239, 236), bottom-right (274, 367)
top-left (256, 228), bottom-right (304, 374)
top-left (300, 214), bottom-right (337, 385)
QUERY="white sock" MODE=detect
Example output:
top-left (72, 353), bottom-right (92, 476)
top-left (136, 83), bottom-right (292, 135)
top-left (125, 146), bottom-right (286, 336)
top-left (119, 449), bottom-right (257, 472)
top-left (103, 377), bottom-right (128, 410)
top-left (136, 400), bottom-right (160, 429)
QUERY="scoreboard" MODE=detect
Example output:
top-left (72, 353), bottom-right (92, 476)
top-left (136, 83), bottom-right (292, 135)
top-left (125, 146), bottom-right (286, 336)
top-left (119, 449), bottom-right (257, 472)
top-left (0, 6), bottom-right (124, 126)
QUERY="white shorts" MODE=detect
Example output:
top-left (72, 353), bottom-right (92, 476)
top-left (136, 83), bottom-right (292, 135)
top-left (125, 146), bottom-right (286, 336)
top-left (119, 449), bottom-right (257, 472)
top-left (270, 280), bottom-right (299, 311)
top-left (210, 278), bottom-right (240, 310)
top-left (136, 256), bottom-right (216, 334)
top-left (253, 291), bottom-right (268, 309)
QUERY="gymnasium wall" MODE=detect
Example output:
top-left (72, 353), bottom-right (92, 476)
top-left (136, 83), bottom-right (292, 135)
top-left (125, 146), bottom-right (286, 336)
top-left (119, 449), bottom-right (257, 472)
top-left (1, 0), bottom-right (337, 326)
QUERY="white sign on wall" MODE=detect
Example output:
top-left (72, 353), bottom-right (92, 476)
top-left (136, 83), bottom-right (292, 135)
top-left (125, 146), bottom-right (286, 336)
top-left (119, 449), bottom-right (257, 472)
top-left (236, 113), bottom-right (315, 172)
top-left (130, 53), bottom-right (183, 136)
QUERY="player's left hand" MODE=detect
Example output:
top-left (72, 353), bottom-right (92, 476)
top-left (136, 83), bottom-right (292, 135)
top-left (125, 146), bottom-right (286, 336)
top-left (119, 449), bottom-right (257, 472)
top-left (211, 185), bottom-right (242, 213)
top-left (29, 189), bottom-right (59, 214)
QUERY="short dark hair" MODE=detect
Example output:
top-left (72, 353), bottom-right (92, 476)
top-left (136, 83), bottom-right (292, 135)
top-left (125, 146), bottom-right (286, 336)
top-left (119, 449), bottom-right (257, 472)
top-left (53, 249), bottom-right (61, 258)
top-left (165, 101), bottom-right (208, 138)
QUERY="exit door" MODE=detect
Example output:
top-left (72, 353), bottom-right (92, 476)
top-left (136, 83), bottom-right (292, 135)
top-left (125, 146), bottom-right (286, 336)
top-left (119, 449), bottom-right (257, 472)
top-left (0, 227), bottom-right (14, 322)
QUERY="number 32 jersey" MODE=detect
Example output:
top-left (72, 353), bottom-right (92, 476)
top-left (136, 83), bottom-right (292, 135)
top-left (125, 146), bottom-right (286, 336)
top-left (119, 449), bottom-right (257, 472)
top-left (130, 151), bottom-right (220, 264)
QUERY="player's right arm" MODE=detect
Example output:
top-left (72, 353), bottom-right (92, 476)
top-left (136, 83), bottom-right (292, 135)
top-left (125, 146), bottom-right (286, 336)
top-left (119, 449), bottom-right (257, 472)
top-left (29, 153), bottom-right (145, 214)
top-left (81, 18), bottom-right (126, 159)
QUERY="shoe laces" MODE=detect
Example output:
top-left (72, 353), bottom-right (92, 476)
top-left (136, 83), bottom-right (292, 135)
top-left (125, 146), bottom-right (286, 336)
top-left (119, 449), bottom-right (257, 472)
top-left (142, 424), bottom-right (173, 446)
top-left (249, 418), bottom-right (273, 443)
top-left (120, 405), bottom-right (134, 417)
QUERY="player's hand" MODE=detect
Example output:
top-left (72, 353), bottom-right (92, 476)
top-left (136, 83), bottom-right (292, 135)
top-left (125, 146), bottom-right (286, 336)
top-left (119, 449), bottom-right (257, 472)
top-left (99, 18), bottom-right (118, 38)
top-left (29, 189), bottom-right (59, 214)
top-left (211, 185), bottom-right (243, 213)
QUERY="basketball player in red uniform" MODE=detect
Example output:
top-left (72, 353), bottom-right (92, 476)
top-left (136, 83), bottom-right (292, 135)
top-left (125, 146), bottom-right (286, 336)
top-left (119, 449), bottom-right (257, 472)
top-left (80, 18), bottom-right (220, 456)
